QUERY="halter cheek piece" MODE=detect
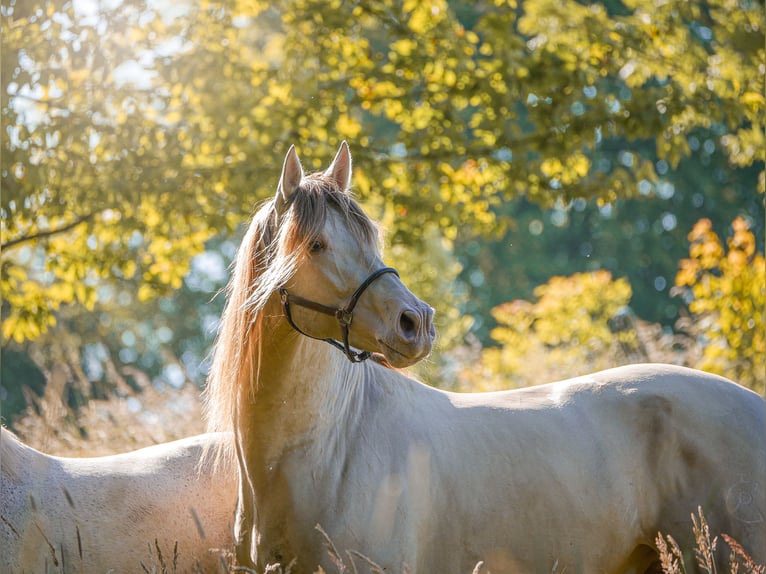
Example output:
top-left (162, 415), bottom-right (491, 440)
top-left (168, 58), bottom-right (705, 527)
top-left (278, 267), bottom-right (399, 363)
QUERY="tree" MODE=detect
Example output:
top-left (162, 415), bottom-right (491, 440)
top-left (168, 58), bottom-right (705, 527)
top-left (458, 270), bottom-right (634, 391)
top-left (675, 217), bottom-right (765, 392)
top-left (2, 0), bottom-right (762, 404)
top-left (456, 156), bottom-right (763, 343)
top-left (2, 0), bottom-right (219, 341)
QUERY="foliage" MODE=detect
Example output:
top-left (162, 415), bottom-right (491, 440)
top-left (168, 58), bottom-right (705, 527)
top-left (459, 270), bottom-right (634, 390)
top-left (674, 217), bottom-right (765, 392)
top-left (2, 0), bottom-right (763, 425)
top-left (457, 153), bottom-right (763, 342)
top-left (3, 0), bottom-right (763, 342)
top-left (1, 0), bottom-right (219, 341)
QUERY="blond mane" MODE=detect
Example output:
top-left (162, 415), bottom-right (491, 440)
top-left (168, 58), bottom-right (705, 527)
top-left (203, 173), bottom-right (378, 452)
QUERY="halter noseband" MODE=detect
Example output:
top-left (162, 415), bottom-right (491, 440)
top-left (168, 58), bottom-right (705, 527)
top-left (278, 266), bottom-right (399, 363)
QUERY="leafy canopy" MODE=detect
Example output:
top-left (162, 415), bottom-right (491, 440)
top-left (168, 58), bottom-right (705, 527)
top-left (2, 0), bottom-right (763, 345)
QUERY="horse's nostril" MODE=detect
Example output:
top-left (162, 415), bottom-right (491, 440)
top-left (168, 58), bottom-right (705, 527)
top-left (399, 311), bottom-right (418, 339)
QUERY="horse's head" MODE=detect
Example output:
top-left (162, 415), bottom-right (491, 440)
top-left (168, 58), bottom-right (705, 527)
top-left (271, 142), bottom-right (434, 368)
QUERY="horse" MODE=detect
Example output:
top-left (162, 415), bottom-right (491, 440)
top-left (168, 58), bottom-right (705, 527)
top-left (203, 141), bottom-right (766, 573)
top-left (0, 428), bottom-right (237, 573)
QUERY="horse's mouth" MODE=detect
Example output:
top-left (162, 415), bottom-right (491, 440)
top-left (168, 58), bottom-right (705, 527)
top-left (377, 338), bottom-right (427, 368)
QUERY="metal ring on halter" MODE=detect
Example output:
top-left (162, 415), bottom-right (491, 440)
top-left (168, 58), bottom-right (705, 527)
top-left (278, 267), bottom-right (400, 363)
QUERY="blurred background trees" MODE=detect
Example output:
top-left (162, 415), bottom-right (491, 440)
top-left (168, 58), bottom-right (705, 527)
top-left (2, 0), bottom-right (763, 441)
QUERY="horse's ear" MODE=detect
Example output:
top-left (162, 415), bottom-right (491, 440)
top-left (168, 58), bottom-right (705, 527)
top-left (276, 145), bottom-right (304, 213)
top-left (324, 141), bottom-right (352, 193)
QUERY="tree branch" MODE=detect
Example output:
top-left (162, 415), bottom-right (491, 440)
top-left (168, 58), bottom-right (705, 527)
top-left (1, 213), bottom-right (96, 252)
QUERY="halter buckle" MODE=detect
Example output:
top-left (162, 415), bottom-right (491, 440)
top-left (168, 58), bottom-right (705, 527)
top-left (335, 309), bottom-right (353, 326)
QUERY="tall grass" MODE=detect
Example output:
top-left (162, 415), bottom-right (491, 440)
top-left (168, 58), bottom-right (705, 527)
top-left (4, 332), bottom-right (763, 573)
top-left (657, 507), bottom-right (765, 574)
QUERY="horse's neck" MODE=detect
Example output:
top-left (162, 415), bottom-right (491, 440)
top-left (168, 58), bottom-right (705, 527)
top-left (241, 317), bottom-right (363, 471)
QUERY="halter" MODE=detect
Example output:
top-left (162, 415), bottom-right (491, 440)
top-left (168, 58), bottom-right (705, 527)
top-left (278, 266), bottom-right (399, 363)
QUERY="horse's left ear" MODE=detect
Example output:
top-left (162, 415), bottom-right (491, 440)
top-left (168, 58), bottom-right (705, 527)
top-left (324, 141), bottom-right (352, 193)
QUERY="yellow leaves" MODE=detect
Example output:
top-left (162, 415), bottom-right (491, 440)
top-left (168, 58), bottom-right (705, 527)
top-left (391, 39), bottom-right (417, 57)
top-left (2, 314), bottom-right (45, 343)
top-left (674, 217), bottom-right (765, 391)
top-left (529, 270), bottom-right (632, 348)
top-left (232, 0), bottom-right (268, 19)
top-left (122, 259), bottom-right (137, 280)
top-left (674, 258), bottom-right (700, 290)
top-left (729, 217), bottom-right (756, 260)
top-left (740, 91), bottom-right (764, 112)
top-left (336, 113), bottom-right (362, 139)
top-left (720, 126), bottom-right (765, 169)
top-left (540, 153), bottom-right (591, 185)
top-left (588, 42), bottom-right (610, 65)
top-left (465, 271), bottom-right (633, 391)
top-left (570, 154), bottom-right (591, 178)
top-left (540, 157), bottom-right (564, 178)
top-left (0, 256), bottom-right (94, 342)
top-left (137, 284), bottom-right (155, 303)
top-left (142, 203), bottom-right (163, 228)
top-left (404, 0), bottom-right (447, 34)
top-left (684, 218), bottom-right (724, 271)
top-left (407, 104), bottom-right (436, 131)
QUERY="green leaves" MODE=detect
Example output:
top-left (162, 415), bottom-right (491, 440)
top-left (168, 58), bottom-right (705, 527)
top-left (2, 0), bottom-right (762, 346)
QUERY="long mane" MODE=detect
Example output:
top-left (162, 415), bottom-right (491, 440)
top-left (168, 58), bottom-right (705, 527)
top-left (203, 173), bottom-right (378, 447)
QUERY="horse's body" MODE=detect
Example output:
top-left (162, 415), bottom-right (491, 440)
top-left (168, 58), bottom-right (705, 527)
top-left (0, 430), bottom-right (236, 573)
top-left (205, 142), bottom-right (765, 573)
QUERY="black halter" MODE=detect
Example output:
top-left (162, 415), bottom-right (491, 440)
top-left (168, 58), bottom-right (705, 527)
top-left (278, 267), bottom-right (399, 363)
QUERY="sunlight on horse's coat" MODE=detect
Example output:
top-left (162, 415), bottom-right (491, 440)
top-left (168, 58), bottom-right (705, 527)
top-left (1, 429), bottom-right (236, 573)
top-left (203, 142), bottom-right (765, 573)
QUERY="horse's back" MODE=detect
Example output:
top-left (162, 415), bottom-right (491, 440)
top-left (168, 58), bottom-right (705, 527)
top-left (0, 431), bottom-right (236, 574)
top-left (417, 364), bottom-right (765, 572)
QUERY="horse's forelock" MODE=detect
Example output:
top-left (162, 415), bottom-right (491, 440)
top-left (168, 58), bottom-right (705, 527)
top-left (272, 175), bottom-right (378, 266)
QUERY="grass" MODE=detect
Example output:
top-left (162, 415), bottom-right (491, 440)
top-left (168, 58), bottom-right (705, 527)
top-left (14, 512), bottom-right (765, 574)
top-left (656, 507), bottom-right (765, 574)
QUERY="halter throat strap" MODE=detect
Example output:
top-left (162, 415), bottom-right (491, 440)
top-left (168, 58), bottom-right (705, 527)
top-left (278, 267), bottom-right (399, 363)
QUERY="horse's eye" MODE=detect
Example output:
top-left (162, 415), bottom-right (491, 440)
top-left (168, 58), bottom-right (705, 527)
top-left (310, 239), bottom-right (325, 253)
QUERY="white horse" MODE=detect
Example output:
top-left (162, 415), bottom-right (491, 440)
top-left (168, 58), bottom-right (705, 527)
top-left (204, 141), bottom-right (765, 573)
top-left (0, 429), bottom-right (236, 573)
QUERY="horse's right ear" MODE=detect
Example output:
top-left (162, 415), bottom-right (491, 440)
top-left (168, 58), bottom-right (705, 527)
top-left (276, 145), bottom-right (304, 214)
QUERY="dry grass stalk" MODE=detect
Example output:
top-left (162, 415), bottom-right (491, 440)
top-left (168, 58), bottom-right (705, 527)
top-left (692, 507), bottom-right (718, 574)
top-left (656, 533), bottom-right (686, 574)
top-left (657, 507), bottom-right (765, 574)
top-left (346, 550), bottom-right (388, 574)
top-left (721, 534), bottom-right (766, 574)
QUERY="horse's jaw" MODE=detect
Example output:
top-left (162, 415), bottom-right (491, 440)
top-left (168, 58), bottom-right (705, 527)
top-left (375, 335), bottom-right (432, 368)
